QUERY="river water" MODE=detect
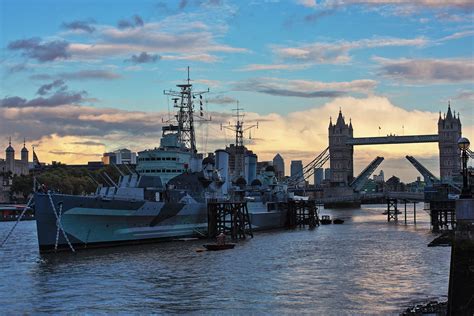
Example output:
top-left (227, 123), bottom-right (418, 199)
top-left (0, 204), bottom-right (450, 314)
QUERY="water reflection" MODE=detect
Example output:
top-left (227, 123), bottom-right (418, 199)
top-left (0, 204), bottom-right (449, 314)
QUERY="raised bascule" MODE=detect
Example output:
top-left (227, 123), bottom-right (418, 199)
top-left (320, 103), bottom-right (463, 201)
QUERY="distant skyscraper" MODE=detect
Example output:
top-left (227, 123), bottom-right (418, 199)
top-left (273, 153), bottom-right (285, 180)
top-left (314, 167), bottom-right (324, 185)
top-left (325, 168), bottom-right (331, 181)
top-left (291, 160), bottom-right (304, 186)
top-left (373, 170), bottom-right (384, 183)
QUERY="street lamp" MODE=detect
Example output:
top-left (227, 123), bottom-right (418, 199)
top-left (458, 137), bottom-right (471, 198)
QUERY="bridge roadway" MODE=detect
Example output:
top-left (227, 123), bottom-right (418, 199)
top-left (346, 134), bottom-right (439, 146)
top-left (315, 192), bottom-right (425, 204)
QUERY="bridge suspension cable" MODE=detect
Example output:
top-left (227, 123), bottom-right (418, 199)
top-left (287, 147), bottom-right (329, 186)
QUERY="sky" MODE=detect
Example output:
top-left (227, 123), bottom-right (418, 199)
top-left (0, 0), bottom-right (473, 182)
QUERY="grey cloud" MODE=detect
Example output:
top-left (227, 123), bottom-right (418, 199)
top-left (454, 90), bottom-right (474, 101)
top-left (36, 79), bottom-right (67, 95)
top-left (376, 58), bottom-right (474, 83)
top-left (207, 95), bottom-right (238, 105)
top-left (62, 19), bottom-right (96, 33)
top-left (125, 52), bottom-right (161, 64)
top-left (179, 0), bottom-right (189, 9)
top-left (8, 37), bottom-right (70, 62)
top-left (118, 15), bottom-right (144, 29)
top-left (304, 9), bottom-right (336, 23)
top-left (69, 141), bottom-right (105, 146)
top-left (234, 78), bottom-right (376, 98)
top-left (49, 150), bottom-right (101, 156)
top-left (259, 89), bottom-right (345, 98)
top-left (0, 105), bottom-right (165, 143)
top-left (30, 70), bottom-right (121, 81)
top-left (7, 63), bottom-right (29, 74)
top-left (1, 91), bottom-right (87, 108)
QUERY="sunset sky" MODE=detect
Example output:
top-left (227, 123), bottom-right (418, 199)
top-left (1, 0), bottom-right (473, 181)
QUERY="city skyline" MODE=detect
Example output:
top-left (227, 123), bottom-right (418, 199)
top-left (1, 0), bottom-right (473, 181)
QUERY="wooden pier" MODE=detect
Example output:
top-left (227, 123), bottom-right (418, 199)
top-left (430, 200), bottom-right (456, 232)
top-left (207, 201), bottom-right (253, 240)
top-left (286, 200), bottom-right (319, 229)
top-left (386, 198), bottom-right (418, 224)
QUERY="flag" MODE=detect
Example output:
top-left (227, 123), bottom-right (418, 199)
top-left (33, 149), bottom-right (41, 169)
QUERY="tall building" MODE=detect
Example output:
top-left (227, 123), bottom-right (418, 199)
top-left (102, 148), bottom-right (137, 165)
top-left (272, 153), bottom-right (285, 180)
top-left (438, 103), bottom-right (462, 181)
top-left (373, 170), bottom-right (384, 183)
top-left (225, 144), bottom-right (257, 182)
top-left (290, 160), bottom-right (304, 186)
top-left (257, 161), bottom-right (272, 176)
top-left (324, 168), bottom-right (331, 180)
top-left (314, 167), bottom-right (324, 185)
top-left (328, 110), bottom-right (354, 186)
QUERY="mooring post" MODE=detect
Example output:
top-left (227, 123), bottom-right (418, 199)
top-left (413, 202), bottom-right (417, 225)
top-left (404, 200), bottom-right (407, 225)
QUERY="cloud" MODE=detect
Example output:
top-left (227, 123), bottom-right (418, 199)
top-left (6, 63), bottom-right (29, 74)
top-left (274, 36), bottom-right (427, 64)
top-left (296, 0), bottom-right (316, 7)
top-left (179, 0), bottom-right (188, 10)
top-left (30, 70), bottom-right (122, 81)
top-left (125, 52), bottom-right (161, 64)
top-left (1, 96), bottom-right (472, 181)
top-left (49, 150), bottom-right (101, 157)
top-left (438, 30), bottom-right (474, 42)
top-left (237, 63), bottom-right (311, 71)
top-left (1, 82), bottom-right (88, 108)
top-left (0, 91), bottom-right (87, 108)
top-left (313, 0), bottom-right (474, 15)
top-left (326, 0), bottom-right (474, 10)
top-left (7, 37), bottom-right (70, 62)
top-left (117, 15), bottom-right (145, 29)
top-left (36, 79), bottom-right (67, 95)
top-left (161, 53), bottom-right (221, 63)
top-left (61, 19), bottom-right (96, 33)
top-left (453, 90), bottom-right (474, 101)
top-left (234, 77), bottom-right (377, 98)
top-left (69, 141), bottom-right (105, 146)
top-left (207, 95), bottom-right (238, 105)
top-left (375, 57), bottom-right (474, 83)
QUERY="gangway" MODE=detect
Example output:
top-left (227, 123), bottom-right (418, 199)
top-left (350, 156), bottom-right (384, 192)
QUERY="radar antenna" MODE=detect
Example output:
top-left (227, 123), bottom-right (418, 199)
top-left (163, 66), bottom-right (209, 153)
top-left (221, 101), bottom-right (258, 148)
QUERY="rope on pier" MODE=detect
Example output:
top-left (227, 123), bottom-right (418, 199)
top-left (0, 195), bottom-right (34, 248)
top-left (47, 193), bottom-right (75, 253)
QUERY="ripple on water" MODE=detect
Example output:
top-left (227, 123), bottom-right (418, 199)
top-left (0, 204), bottom-right (450, 314)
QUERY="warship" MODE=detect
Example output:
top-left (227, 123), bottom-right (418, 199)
top-left (34, 71), bottom-right (226, 253)
top-left (34, 71), bottom-right (297, 253)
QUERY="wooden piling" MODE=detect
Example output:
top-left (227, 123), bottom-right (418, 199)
top-left (207, 201), bottom-right (253, 240)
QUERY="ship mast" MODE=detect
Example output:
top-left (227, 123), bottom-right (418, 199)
top-left (163, 67), bottom-right (209, 153)
top-left (222, 101), bottom-right (258, 148)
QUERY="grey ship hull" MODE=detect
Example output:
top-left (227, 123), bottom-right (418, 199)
top-left (35, 193), bottom-right (207, 253)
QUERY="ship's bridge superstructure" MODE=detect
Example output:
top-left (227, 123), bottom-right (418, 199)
top-left (135, 68), bottom-right (209, 184)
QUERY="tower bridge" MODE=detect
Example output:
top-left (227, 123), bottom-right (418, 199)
top-left (346, 134), bottom-right (439, 146)
top-left (323, 103), bottom-right (462, 200)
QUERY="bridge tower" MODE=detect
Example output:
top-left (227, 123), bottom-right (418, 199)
top-left (328, 110), bottom-right (354, 186)
top-left (438, 102), bottom-right (462, 181)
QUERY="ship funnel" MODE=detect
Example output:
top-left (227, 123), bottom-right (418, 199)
top-left (215, 149), bottom-right (229, 195)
